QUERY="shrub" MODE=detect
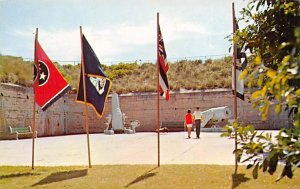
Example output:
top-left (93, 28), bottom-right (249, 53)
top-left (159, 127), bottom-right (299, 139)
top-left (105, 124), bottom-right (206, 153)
top-left (0, 55), bottom-right (239, 93)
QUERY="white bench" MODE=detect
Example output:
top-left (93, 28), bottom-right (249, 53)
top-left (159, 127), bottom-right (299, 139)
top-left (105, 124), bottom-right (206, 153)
top-left (9, 126), bottom-right (37, 140)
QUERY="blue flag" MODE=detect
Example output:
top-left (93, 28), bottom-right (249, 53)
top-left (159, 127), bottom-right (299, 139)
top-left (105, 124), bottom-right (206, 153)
top-left (76, 35), bottom-right (111, 118)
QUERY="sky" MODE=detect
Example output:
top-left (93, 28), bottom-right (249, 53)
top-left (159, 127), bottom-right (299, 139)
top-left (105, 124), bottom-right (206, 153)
top-left (0, 0), bottom-right (247, 65)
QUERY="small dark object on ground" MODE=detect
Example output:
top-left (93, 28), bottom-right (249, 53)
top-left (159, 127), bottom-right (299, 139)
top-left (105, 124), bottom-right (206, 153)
top-left (156, 127), bottom-right (169, 133)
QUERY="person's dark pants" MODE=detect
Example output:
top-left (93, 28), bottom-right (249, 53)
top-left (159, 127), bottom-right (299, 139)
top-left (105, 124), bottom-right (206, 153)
top-left (195, 119), bottom-right (201, 138)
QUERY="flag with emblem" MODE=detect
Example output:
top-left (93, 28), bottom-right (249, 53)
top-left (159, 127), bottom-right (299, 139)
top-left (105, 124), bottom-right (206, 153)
top-left (76, 34), bottom-right (111, 118)
top-left (158, 24), bottom-right (170, 101)
top-left (34, 40), bottom-right (71, 111)
top-left (232, 9), bottom-right (248, 101)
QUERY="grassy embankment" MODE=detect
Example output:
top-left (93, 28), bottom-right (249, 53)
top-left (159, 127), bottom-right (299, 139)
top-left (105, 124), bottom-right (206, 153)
top-left (0, 55), bottom-right (239, 94)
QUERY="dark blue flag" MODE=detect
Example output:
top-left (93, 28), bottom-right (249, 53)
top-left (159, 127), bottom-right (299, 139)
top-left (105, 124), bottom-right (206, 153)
top-left (76, 34), bottom-right (111, 118)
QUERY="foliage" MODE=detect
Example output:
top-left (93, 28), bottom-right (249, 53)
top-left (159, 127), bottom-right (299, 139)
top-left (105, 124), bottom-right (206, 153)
top-left (0, 56), bottom-right (234, 93)
top-left (62, 63), bottom-right (80, 89)
top-left (0, 56), bottom-right (33, 86)
top-left (227, 0), bottom-right (300, 181)
top-left (222, 122), bottom-right (300, 181)
top-left (105, 62), bottom-right (139, 80)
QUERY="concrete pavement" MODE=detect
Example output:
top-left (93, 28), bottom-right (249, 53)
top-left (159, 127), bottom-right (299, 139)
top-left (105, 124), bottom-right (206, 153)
top-left (0, 131), bottom-right (277, 166)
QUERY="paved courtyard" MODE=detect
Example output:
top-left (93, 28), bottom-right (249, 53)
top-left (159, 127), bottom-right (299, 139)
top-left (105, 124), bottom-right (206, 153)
top-left (0, 131), bottom-right (278, 166)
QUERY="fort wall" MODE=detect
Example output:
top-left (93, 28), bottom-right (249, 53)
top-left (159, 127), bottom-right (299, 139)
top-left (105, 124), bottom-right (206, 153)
top-left (0, 84), bottom-right (290, 139)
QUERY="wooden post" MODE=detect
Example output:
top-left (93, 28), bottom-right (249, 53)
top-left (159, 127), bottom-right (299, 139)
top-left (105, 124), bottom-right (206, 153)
top-left (157, 12), bottom-right (160, 167)
top-left (32, 28), bottom-right (38, 170)
top-left (80, 26), bottom-right (92, 168)
top-left (32, 94), bottom-right (36, 170)
top-left (232, 2), bottom-right (238, 174)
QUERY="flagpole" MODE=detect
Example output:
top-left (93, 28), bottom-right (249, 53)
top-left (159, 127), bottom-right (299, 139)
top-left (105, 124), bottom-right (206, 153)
top-left (157, 12), bottom-right (161, 167)
top-left (32, 28), bottom-right (38, 170)
top-left (80, 26), bottom-right (92, 168)
top-left (232, 2), bottom-right (238, 174)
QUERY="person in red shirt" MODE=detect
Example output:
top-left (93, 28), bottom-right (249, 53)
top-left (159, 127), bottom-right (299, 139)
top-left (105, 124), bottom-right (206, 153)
top-left (184, 109), bottom-right (193, 139)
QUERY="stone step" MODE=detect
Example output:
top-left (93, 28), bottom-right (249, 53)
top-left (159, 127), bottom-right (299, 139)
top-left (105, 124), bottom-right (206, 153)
top-left (201, 127), bottom-right (224, 132)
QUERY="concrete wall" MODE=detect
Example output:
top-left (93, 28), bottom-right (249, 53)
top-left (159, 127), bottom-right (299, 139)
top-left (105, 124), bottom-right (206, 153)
top-left (0, 84), bottom-right (291, 139)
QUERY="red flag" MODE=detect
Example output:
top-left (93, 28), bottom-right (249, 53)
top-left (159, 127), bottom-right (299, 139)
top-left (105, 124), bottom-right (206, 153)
top-left (33, 41), bottom-right (71, 111)
top-left (158, 24), bottom-right (170, 100)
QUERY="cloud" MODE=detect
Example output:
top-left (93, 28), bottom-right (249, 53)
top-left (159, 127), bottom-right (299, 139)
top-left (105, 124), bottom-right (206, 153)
top-left (12, 28), bottom-right (80, 61)
top-left (11, 26), bottom-right (151, 63)
top-left (11, 17), bottom-right (229, 64)
top-left (1, 0), bottom-right (239, 65)
top-left (73, 24), bottom-right (154, 63)
top-left (81, 19), bottom-right (219, 62)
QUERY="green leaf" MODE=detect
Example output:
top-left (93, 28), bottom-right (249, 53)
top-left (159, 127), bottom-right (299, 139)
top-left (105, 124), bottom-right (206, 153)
top-left (253, 163), bottom-right (259, 179)
top-left (282, 55), bottom-right (290, 65)
top-left (286, 164), bottom-right (293, 179)
top-left (275, 104), bottom-right (282, 114)
top-left (266, 69), bottom-right (276, 79)
top-left (250, 131), bottom-right (257, 141)
top-left (241, 155), bottom-right (256, 163)
top-left (268, 154), bottom-right (278, 175)
top-left (247, 164), bottom-right (254, 169)
top-left (263, 159), bottom-right (269, 172)
top-left (220, 133), bottom-right (229, 137)
top-left (257, 74), bottom-right (264, 87)
top-left (252, 90), bottom-right (261, 99)
top-left (261, 86), bottom-right (267, 96)
top-left (255, 56), bottom-right (261, 65)
top-left (276, 164), bottom-right (292, 182)
top-left (256, 134), bottom-right (267, 140)
top-left (239, 69), bottom-right (248, 80)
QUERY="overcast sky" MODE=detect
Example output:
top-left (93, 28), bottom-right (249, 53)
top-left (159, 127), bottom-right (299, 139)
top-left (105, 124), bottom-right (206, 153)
top-left (0, 0), bottom-right (247, 65)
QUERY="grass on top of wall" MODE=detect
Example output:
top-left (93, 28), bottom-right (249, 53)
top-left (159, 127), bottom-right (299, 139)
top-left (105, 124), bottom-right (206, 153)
top-left (1, 55), bottom-right (243, 94)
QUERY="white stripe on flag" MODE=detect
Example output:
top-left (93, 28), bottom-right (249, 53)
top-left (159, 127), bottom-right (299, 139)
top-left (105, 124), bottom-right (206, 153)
top-left (159, 73), bottom-right (168, 92)
top-left (232, 65), bottom-right (244, 95)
